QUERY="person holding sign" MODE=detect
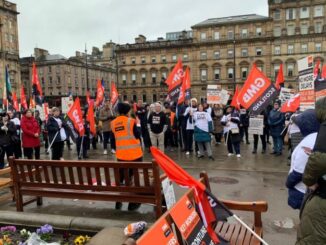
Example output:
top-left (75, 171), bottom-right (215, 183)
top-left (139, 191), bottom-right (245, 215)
top-left (268, 100), bottom-right (285, 156)
top-left (221, 106), bottom-right (241, 158)
top-left (252, 110), bottom-right (268, 154)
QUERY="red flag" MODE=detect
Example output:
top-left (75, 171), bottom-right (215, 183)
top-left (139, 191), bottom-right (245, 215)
top-left (275, 63), bottom-right (284, 90)
top-left (12, 92), bottom-right (19, 111)
top-left (20, 86), bottom-right (28, 110)
top-left (44, 103), bottom-right (49, 122)
top-left (177, 66), bottom-right (191, 105)
top-left (281, 94), bottom-right (300, 113)
top-left (322, 65), bottom-right (326, 79)
top-left (29, 97), bottom-right (36, 109)
top-left (150, 147), bottom-right (220, 243)
top-left (32, 63), bottom-right (43, 97)
top-left (110, 81), bottom-right (119, 107)
top-left (95, 80), bottom-right (105, 107)
top-left (165, 59), bottom-right (184, 102)
top-left (314, 60), bottom-right (320, 77)
top-left (87, 102), bottom-right (96, 136)
top-left (67, 97), bottom-right (85, 136)
top-left (86, 90), bottom-right (91, 105)
top-left (230, 85), bottom-right (240, 109)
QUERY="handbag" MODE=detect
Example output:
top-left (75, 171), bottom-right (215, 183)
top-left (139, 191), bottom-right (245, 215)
top-left (230, 128), bottom-right (239, 134)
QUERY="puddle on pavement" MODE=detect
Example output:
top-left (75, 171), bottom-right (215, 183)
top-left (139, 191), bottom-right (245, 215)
top-left (208, 176), bottom-right (239, 185)
top-left (273, 217), bottom-right (296, 230)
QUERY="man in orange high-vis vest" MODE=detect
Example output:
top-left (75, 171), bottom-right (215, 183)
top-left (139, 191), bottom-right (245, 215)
top-left (111, 102), bottom-right (143, 211)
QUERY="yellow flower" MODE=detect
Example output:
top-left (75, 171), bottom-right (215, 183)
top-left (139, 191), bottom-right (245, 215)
top-left (0, 239), bottom-right (3, 245)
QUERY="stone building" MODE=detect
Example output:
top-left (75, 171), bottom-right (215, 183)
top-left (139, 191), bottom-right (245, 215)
top-left (20, 48), bottom-right (116, 106)
top-left (115, 0), bottom-right (326, 103)
top-left (0, 0), bottom-right (20, 104)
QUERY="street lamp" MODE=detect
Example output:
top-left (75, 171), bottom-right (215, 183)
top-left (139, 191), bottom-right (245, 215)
top-left (233, 25), bottom-right (236, 94)
top-left (85, 44), bottom-right (89, 91)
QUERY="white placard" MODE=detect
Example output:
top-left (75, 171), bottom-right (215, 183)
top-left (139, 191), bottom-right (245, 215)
top-left (279, 88), bottom-right (295, 104)
top-left (248, 115), bottom-right (264, 135)
top-left (162, 177), bottom-right (176, 210)
top-left (61, 97), bottom-right (74, 114)
top-left (35, 105), bottom-right (45, 121)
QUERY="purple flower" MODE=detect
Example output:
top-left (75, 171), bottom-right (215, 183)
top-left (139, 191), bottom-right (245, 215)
top-left (0, 225), bottom-right (17, 233)
top-left (18, 242), bottom-right (27, 245)
top-left (36, 224), bottom-right (53, 235)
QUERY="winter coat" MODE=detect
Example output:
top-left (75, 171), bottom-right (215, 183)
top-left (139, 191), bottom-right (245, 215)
top-left (0, 121), bottom-right (16, 146)
top-left (268, 109), bottom-right (285, 137)
top-left (99, 108), bottom-right (115, 132)
top-left (193, 111), bottom-right (213, 142)
top-left (46, 116), bottom-right (68, 143)
top-left (212, 108), bottom-right (223, 133)
top-left (239, 110), bottom-right (250, 127)
top-left (21, 116), bottom-right (41, 148)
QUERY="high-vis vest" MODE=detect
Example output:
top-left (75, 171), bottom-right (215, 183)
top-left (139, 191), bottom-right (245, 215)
top-left (111, 116), bottom-right (143, 161)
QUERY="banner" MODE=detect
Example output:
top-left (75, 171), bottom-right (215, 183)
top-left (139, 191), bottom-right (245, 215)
top-left (230, 86), bottom-right (240, 109)
top-left (279, 87), bottom-right (295, 104)
top-left (61, 96), bottom-right (74, 114)
top-left (178, 66), bottom-right (191, 105)
top-left (12, 92), bottom-right (19, 111)
top-left (110, 81), bottom-right (119, 107)
top-left (32, 63), bottom-right (43, 105)
top-left (248, 116), bottom-right (264, 135)
top-left (315, 77), bottom-right (326, 101)
top-left (275, 63), bottom-right (284, 90)
top-left (66, 98), bottom-right (85, 142)
top-left (5, 66), bottom-right (12, 103)
top-left (95, 79), bottom-right (105, 107)
top-left (170, 194), bottom-right (216, 245)
top-left (36, 105), bottom-right (46, 121)
top-left (281, 94), bottom-right (300, 113)
top-left (298, 56), bottom-right (315, 110)
top-left (238, 64), bottom-right (278, 115)
top-left (44, 103), bottom-right (49, 122)
top-left (20, 86), bottom-right (28, 110)
top-left (86, 90), bottom-right (91, 106)
top-left (162, 177), bottom-right (176, 210)
top-left (87, 101), bottom-right (96, 136)
top-left (166, 60), bottom-right (184, 102)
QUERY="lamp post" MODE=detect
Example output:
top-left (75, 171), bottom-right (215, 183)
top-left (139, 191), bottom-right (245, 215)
top-left (85, 44), bottom-right (89, 91)
top-left (233, 25), bottom-right (236, 94)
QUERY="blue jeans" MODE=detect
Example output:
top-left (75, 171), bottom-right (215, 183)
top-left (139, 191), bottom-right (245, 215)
top-left (272, 136), bottom-right (283, 154)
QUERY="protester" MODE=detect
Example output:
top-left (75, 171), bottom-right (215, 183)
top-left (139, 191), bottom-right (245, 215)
top-left (192, 104), bottom-right (214, 160)
top-left (221, 106), bottom-right (241, 158)
top-left (0, 112), bottom-right (16, 169)
top-left (47, 107), bottom-right (67, 160)
top-left (147, 102), bottom-right (166, 152)
top-left (177, 100), bottom-right (189, 151)
top-left (76, 109), bottom-right (90, 159)
top-left (287, 111), bottom-right (303, 159)
top-left (286, 109), bottom-right (319, 209)
top-left (99, 99), bottom-right (116, 155)
top-left (164, 105), bottom-right (176, 151)
top-left (252, 110), bottom-right (268, 154)
top-left (239, 108), bottom-right (250, 144)
top-left (183, 98), bottom-right (198, 155)
top-left (8, 110), bottom-right (22, 159)
top-left (268, 100), bottom-right (285, 156)
top-left (135, 100), bottom-right (151, 150)
top-left (212, 104), bottom-right (224, 145)
top-left (21, 109), bottom-right (41, 159)
top-left (111, 102), bottom-right (143, 211)
top-left (297, 97), bottom-right (326, 244)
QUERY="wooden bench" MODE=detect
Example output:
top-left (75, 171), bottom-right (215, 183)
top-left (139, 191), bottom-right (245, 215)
top-left (9, 157), bottom-right (164, 219)
top-left (0, 167), bottom-right (13, 202)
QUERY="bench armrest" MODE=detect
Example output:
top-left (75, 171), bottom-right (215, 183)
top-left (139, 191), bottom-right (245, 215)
top-left (0, 167), bottom-right (11, 176)
top-left (220, 199), bottom-right (268, 213)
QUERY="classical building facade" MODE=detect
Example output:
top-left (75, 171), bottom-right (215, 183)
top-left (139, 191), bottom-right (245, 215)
top-left (20, 48), bottom-right (116, 106)
top-left (115, 0), bottom-right (326, 103)
top-left (0, 0), bottom-right (20, 104)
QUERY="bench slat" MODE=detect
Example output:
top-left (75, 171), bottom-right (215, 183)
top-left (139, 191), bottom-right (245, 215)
top-left (77, 167), bottom-right (84, 185)
top-left (143, 169), bottom-right (150, 187)
top-left (95, 167), bottom-right (101, 186)
top-left (104, 168), bottom-right (111, 186)
top-left (124, 168), bottom-right (130, 186)
top-left (68, 167), bottom-right (75, 185)
top-left (225, 223), bottom-right (236, 241)
top-left (86, 168), bottom-right (92, 186)
top-left (59, 167), bottom-right (67, 184)
top-left (236, 224), bottom-right (248, 245)
top-left (134, 168), bottom-right (140, 187)
top-left (114, 168), bottom-right (120, 186)
top-left (42, 166), bottom-right (50, 183)
top-left (230, 223), bottom-right (242, 244)
top-left (51, 167), bottom-right (58, 184)
top-left (18, 165), bottom-right (26, 182)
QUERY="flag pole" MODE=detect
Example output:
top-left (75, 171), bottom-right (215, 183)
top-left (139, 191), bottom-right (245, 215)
top-left (78, 136), bottom-right (84, 159)
top-left (47, 131), bottom-right (59, 154)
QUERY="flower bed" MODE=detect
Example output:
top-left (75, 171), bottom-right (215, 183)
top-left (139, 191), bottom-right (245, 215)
top-left (0, 225), bottom-right (91, 245)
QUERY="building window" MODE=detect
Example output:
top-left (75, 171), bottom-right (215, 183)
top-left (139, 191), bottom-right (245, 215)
top-left (131, 57), bottom-right (136, 64)
top-left (8, 20), bottom-right (12, 29)
top-left (315, 22), bottom-right (323, 33)
top-left (152, 72), bottom-right (157, 83)
top-left (274, 46), bottom-right (281, 55)
top-left (256, 27), bottom-right (262, 36)
top-left (152, 94), bottom-right (157, 102)
top-left (214, 31), bottom-right (220, 40)
top-left (288, 44), bottom-right (294, 54)
top-left (122, 74), bottom-right (127, 84)
top-left (213, 51), bottom-right (220, 59)
top-left (141, 57), bottom-right (146, 64)
top-left (300, 7), bottom-right (310, 19)
top-left (200, 51), bottom-right (207, 60)
top-left (183, 54), bottom-right (188, 61)
top-left (256, 48), bottom-right (262, 56)
top-left (214, 68), bottom-right (220, 80)
top-left (287, 24), bottom-right (295, 35)
top-left (161, 55), bottom-right (166, 63)
top-left (241, 29), bottom-right (248, 38)
top-left (227, 49), bottom-right (234, 58)
top-left (200, 69), bottom-right (207, 81)
top-left (48, 66), bottom-right (52, 73)
top-left (286, 8), bottom-right (296, 20)
top-left (200, 32), bottom-right (207, 40)
top-left (227, 30), bottom-right (234, 40)
top-left (314, 5), bottom-right (324, 17)
top-left (133, 94), bottom-right (137, 102)
top-left (316, 43), bottom-right (322, 52)
top-left (162, 72), bottom-right (167, 80)
top-left (287, 64), bottom-right (294, 77)
top-left (274, 26), bottom-right (281, 37)
top-left (151, 56), bottom-right (156, 63)
top-left (123, 95), bottom-right (128, 101)
top-left (241, 48), bottom-right (248, 57)
top-left (274, 9), bottom-right (281, 20)
top-left (142, 94), bottom-right (147, 102)
top-left (228, 68), bottom-right (234, 79)
top-left (301, 23), bottom-right (309, 34)
top-left (172, 55), bottom-right (177, 62)
top-left (131, 73), bottom-right (137, 84)
top-left (241, 67), bottom-right (248, 79)
top-left (274, 64), bottom-right (280, 78)
top-left (49, 76), bottom-right (53, 84)
top-left (301, 44), bottom-right (308, 53)
top-left (141, 73), bottom-right (146, 84)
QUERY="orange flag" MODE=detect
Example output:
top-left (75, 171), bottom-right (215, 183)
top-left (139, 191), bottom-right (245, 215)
top-left (95, 80), bottom-right (104, 107)
top-left (314, 60), bottom-right (320, 78)
top-left (12, 92), bottom-right (19, 111)
top-left (230, 85), bottom-right (240, 109)
top-left (29, 97), bottom-right (36, 109)
top-left (322, 65), bottom-right (326, 79)
top-left (87, 101), bottom-right (96, 136)
top-left (67, 98), bottom-right (85, 137)
top-left (20, 86), bottom-right (28, 110)
top-left (275, 63), bottom-right (284, 90)
top-left (86, 89), bottom-right (91, 105)
top-left (281, 94), bottom-right (300, 113)
top-left (165, 59), bottom-right (184, 102)
top-left (110, 81), bottom-right (119, 107)
top-left (177, 66), bottom-right (191, 105)
top-left (44, 103), bottom-right (49, 122)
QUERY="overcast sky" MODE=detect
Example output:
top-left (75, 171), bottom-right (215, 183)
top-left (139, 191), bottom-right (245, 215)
top-left (13, 0), bottom-right (268, 58)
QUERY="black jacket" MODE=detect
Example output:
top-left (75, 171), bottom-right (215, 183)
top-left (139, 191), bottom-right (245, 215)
top-left (46, 116), bottom-right (68, 143)
top-left (0, 121), bottom-right (17, 146)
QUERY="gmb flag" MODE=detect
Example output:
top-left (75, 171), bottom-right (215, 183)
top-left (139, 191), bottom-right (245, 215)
top-left (66, 97), bottom-right (85, 143)
top-left (166, 59), bottom-right (184, 102)
top-left (238, 64), bottom-right (278, 115)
